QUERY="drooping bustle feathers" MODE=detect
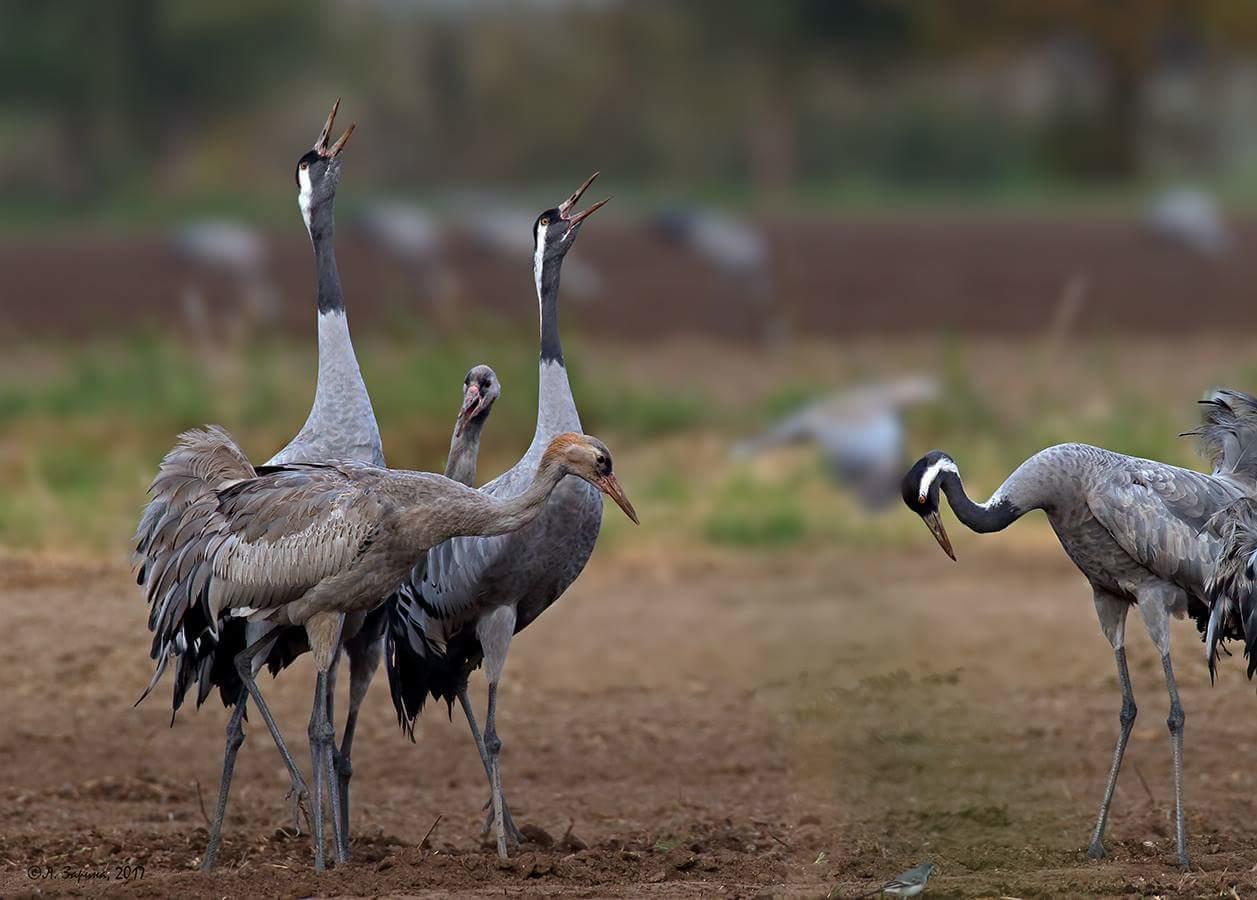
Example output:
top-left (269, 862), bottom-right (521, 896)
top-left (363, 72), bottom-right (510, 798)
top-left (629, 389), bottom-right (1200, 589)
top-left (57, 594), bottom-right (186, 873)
top-left (133, 426), bottom-right (256, 712)
top-left (1204, 497), bottom-right (1257, 682)
top-left (1186, 389), bottom-right (1257, 485)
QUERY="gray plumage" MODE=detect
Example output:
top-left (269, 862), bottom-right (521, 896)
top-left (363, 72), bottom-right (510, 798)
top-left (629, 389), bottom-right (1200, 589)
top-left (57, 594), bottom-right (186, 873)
top-left (135, 99), bottom-right (383, 873)
top-left (386, 174), bottom-right (620, 859)
top-left (139, 425), bottom-right (629, 871)
top-left (902, 388), bottom-right (1257, 870)
top-left (859, 862), bottom-right (935, 898)
top-left (735, 374), bottom-right (938, 509)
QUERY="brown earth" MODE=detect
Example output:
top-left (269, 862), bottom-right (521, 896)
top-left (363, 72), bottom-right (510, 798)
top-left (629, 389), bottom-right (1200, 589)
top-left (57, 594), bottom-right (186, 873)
top-left (3, 537), bottom-right (1257, 898)
top-left (3, 217), bottom-right (1256, 342)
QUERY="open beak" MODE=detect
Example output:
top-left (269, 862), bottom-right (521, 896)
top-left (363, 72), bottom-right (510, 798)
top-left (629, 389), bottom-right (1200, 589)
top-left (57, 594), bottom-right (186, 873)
top-left (596, 473), bottom-right (639, 524)
top-left (922, 511), bottom-right (956, 561)
top-left (454, 384), bottom-right (483, 438)
top-left (315, 98), bottom-right (356, 158)
top-left (558, 172), bottom-right (610, 227)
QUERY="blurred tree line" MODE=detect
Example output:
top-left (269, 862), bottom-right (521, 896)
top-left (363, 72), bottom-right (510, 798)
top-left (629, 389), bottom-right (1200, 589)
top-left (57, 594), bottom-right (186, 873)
top-left (4, 0), bottom-right (1257, 211)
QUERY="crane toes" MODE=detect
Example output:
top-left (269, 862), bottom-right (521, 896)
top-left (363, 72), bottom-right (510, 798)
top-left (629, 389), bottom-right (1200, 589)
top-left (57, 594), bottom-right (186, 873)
top-left (287, 784), bottom-right (313, 835)
top-left (1086, 841), bottom-right (1106, 860)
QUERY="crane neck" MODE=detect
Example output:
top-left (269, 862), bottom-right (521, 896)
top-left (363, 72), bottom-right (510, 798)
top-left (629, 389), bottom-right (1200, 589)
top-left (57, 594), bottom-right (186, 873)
top-left (445, 412), bottom-right (489, 486)
top-left (475, 456), bottom-right (570, 536)
top-left (536, 251), bottom-right (565, 365)
top-left (938, 471), bottom-right (1023, 533)
top-left (311, 207), bottom-right (344, 315)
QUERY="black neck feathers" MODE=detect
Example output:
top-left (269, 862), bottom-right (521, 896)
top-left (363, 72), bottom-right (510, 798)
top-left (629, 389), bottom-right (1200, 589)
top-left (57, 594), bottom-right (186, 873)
top-left (538, 257), bottom-right (563, 364)
top-left (940, 473), bottom-right (1021, 534)
top-left (313, 223), bottom-right (344, 314)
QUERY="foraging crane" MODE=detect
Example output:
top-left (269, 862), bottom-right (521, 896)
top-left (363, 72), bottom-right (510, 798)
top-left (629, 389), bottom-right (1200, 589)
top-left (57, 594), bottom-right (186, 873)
top-left (137, 425), bottom-right (636, 871)
top-left (170, 219), bottom-right (280, 345)
top-left (136, 100), bottom-right (383, 871)
top-left (900, 389), bottom-right (1257, 869)
top-left (734, 374), bottom-right (939, 510)
top-left (386, 174), bottom-right (614, 859)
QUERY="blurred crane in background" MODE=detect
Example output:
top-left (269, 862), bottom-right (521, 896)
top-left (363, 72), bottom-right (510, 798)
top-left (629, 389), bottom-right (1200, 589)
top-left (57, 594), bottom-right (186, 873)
top-left (170, 220), bottom-right (279, 350)
top-left (734, 374), bottom-right (939, 510)
top-left (649, 206), bottom-right (780, 343)
top-left (352, 200), bottom-right (457, 323)
top-left (1144, 186), bottom-right (1231, 259)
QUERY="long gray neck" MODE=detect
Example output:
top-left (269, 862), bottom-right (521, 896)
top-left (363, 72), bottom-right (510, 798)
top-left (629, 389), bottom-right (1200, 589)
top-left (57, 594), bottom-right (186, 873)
top-left (445, 414), bottom-right (488, 486)
top-left (936, 449), bottom-right (1067, 534)
top-left (311, 211), bottom-right (343, 314)
top-left (528, 248), bottom-right (581, 452)
top-left (453, 459), bottom-right (568, 538)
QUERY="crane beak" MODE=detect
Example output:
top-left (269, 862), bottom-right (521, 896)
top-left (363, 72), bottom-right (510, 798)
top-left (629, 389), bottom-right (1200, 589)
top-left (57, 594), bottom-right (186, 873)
top-left (596, 473), bottom-right (639, 524)
top-left (454, 383), bottom-right (483, 438)
top-left (558, 172), bottom-right (609, 227)
top-left (922, 511), bottom-right (956, 561)
top-left (315, 98), bottom-right (355, 158)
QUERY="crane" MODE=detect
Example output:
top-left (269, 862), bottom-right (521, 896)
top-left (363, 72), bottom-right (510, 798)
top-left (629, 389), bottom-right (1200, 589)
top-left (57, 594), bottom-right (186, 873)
top-left (137, 425), bottom-right (636, 871)
top-left (386, 174), bottom-right (614, 859)
top-left (900, 389), bottom-right (1257, 869)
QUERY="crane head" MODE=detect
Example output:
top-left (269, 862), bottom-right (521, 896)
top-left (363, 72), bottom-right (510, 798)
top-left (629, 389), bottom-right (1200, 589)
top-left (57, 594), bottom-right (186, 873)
top-left (533, 172), bottom-right (609, 264)
top-left (295, 99), bottom-right (356, 234)
top-left (902, 450), bottom-right (957, 561)
top-left (543, 433), bottom-right (639, 524)
top-left (455, 365), bottom-right (501, 437)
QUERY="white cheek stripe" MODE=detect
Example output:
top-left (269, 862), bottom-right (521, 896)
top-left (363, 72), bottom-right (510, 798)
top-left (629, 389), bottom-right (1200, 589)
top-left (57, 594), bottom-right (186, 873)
top-left (533, 226), bottom-right (547, 336)
top-left (297, 167), bottom-right (313, 235)
top-left (918, 458), bottom-right (958, 502)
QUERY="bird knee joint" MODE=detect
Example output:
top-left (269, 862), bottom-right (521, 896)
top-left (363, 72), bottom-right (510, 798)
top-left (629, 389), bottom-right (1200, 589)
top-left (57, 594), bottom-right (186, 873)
top-left (1120, 701), bottom-right (1137, 726)
top-left (1167, 707), bottom-right (1185, 733)
top-left (308, 718), bottom-right (335, 743)
top-left (334, 752), bottom-right (353, 780)
top-left (485, 732), bottom-right (502, 756)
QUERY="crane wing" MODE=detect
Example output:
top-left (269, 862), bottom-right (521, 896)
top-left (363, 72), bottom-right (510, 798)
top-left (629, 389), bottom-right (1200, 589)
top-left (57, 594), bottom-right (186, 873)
top-left (137, 431), bottom-right (385, 704)
top-left (1086, 461), bottom-right (1235, 592)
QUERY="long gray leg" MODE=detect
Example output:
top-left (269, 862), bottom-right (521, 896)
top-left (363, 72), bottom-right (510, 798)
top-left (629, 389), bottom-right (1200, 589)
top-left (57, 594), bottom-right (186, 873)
top-left (476, 606), bottom-right (518, 860)
top-left (336, 630), bottom-right (382, 852)
top-left (1088, 589), bottom-right (1132, 860)
top-left (1137, 587), bottom-right (1190, 869)
top-left (1162, 653), bottom-right (1189, 868)
top-left (231, 635), bottom-right (311, 840)
top-left (459, 687), bottom-right (524, 845)
top-left (308, 670), bottom-right (347, 870)
top-left (1087, 647), bottom-right (1136, 858)
top-left (200, 696), bottom-right (247, 871)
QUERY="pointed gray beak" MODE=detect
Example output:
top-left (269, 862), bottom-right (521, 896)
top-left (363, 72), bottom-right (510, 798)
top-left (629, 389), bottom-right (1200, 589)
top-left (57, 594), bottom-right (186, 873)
top-left (597, 473), bottom-right (639, 524)
top-left (558, 172), bottom-right (609, 226)
top-left (315, 98), bottom-right (355, 158)
top-left (922, 511), bottom-right (956, 561)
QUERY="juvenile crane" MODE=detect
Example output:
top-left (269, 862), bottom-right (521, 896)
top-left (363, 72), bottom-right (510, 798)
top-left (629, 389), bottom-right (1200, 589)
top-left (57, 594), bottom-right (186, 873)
top-left (901, 390), bottom-right (1257, 869)
top-left (138, 426), bottom-right (636, 871)
top-left (135, 99), bottom-right (386, 870)
top-left (387, 174), bottom-right (615, 859)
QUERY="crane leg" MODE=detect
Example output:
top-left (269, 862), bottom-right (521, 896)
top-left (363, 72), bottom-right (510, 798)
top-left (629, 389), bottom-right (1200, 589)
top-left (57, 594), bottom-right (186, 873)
top-left (336, 633), bottom-right (382, 853)
top-left (200, 695), bottom-right (247, 871)
top-left (1087, 646), bottom-right (1136, 859)
top-left (230, 634), bottom-right (312, 844)
top-left (483, 680), bottom-right (510, 861)
top-left (458, 687), bottom-right (524, 845)
top-left (308, 669), bottom-right (347, 869)
top-left (1161, 653), bottom-right (1189, 869)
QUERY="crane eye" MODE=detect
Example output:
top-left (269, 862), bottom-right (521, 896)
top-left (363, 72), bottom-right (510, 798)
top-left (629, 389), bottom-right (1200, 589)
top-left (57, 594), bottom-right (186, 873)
top-left (539, 216), bottom-right (549, 227)
top-left (300, 161), bottom-right (309, 171)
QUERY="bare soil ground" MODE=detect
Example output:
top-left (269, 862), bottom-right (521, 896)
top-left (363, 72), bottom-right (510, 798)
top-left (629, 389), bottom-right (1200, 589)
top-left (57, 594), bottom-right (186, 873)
top-left (7, 218), bottom-right (1257, 341)
top-left (4, 538), bottom-right (1257, 898)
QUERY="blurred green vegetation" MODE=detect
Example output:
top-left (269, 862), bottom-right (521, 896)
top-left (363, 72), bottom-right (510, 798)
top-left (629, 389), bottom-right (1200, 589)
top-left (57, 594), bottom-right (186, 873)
top-left (7, 1), bottom-right (1257, 227)
top-left (0, 330), bottom-right (1248, 558)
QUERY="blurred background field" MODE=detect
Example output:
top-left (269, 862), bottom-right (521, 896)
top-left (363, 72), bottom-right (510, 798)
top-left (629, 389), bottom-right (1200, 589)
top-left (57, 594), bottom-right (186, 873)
top-left (11, 4), bottom-right (1257, 896)
top-left (6, 1), bottom-right (1257, 562)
